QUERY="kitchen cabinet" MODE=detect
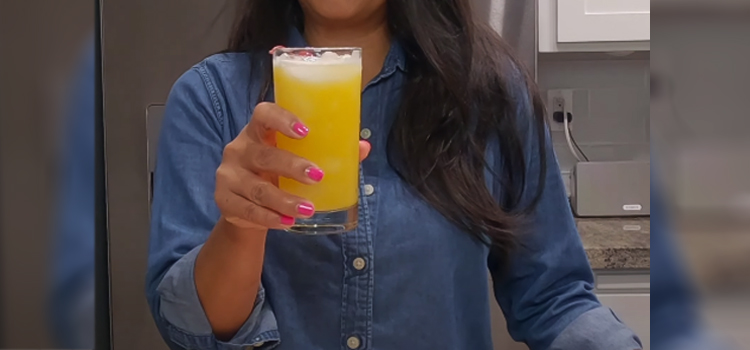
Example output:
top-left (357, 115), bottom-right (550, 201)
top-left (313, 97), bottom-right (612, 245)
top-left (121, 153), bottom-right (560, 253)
top-left (489, 271), bottom-right (650, 350)
top-left (490, 298), bottom-right (529, 350)
top-left (539, 0), bottom-right (651, 52)
top-left (597, 293), bottom-right (651, 350)
top-left (557, 0), bottom-right (650, 43)
top-left (595, 271), bottom-right (651, 350)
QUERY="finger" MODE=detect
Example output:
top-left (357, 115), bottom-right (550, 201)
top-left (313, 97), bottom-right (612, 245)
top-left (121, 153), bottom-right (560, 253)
top-left (246, 102), bottom-right (308, 143)
top-left (231, 171), bottom-right (316, 219)
top-left (217, 190), bottom-right (295, 229)
top-left (359, 140), bottom-right (371, 162)
top-left (269, 45), bottom-right (286, 54)
top-left (245, 144), bottom-right (324, 184)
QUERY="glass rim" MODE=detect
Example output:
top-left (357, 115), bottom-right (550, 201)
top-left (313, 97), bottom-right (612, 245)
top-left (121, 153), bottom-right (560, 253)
top-left (271, 46), bottom-right (362, 55)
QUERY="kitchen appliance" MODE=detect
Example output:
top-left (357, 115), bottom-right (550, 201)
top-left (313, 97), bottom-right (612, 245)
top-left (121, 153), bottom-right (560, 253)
top-left (570, 160), bottom-right (651, 217)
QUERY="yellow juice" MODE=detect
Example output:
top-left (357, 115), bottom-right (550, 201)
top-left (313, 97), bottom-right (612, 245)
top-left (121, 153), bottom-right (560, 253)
top-left (273, 55), bottom-right (362, 212)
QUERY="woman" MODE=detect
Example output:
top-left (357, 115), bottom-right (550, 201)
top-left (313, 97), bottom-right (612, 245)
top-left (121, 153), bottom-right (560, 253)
top-left (146, 1), bottom-right (642, 349)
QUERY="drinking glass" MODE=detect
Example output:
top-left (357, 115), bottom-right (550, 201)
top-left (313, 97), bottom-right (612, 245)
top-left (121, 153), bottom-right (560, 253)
top-left (272, 47), bottom-right (362, 234)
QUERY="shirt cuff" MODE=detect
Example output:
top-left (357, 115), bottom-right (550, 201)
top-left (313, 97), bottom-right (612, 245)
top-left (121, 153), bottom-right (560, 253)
top-left (549, 306), bottom-right (643, 350)
top-left (156, 244), bottom-right (279, 350)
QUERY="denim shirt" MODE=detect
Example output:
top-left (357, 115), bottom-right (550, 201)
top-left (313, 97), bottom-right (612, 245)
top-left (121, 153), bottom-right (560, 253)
top-left (146, 30), bottom-right (642, 350)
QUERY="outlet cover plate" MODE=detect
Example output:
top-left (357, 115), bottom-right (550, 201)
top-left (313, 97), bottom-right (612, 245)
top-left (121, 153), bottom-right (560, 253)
top-left (547, 89), bottom-right (574, 131)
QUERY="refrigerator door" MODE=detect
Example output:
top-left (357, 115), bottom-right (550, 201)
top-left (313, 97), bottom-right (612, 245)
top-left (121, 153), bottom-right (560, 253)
top-left (101, 0), bottom-right (233, 348)
top-left (472, 1), bottom-right (538, 349)
top-left (473, 0), bottom-right (537, 80)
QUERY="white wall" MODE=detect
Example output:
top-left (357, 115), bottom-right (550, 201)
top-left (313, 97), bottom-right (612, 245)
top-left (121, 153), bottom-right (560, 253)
top-left (537, 53), bottom-right (651, 191)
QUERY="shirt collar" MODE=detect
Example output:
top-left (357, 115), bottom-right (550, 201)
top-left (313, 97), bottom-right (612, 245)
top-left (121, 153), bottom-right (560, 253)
top-left (286, 26), bottom-right (408, 75)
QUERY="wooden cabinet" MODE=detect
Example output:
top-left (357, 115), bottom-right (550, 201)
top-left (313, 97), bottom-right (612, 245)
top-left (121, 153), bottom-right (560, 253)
top-left (539, 0), bottom-right (651, 52)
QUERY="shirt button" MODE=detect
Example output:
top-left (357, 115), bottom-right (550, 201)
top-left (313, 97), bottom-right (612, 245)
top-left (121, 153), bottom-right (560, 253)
top-left (360, 128), bottom-right (372, 140)
top-left (352, 257), bottom-right (366, 270)
top-left (346, 336), bottom-right (361, 349)
top-left (363, 184), bottom-right (375, 196)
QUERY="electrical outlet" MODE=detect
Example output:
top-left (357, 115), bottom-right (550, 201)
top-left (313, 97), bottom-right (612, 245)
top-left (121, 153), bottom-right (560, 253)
top-left (553, 96), bottom-right (565, 114)
top-left (546, 89), bottom-right (574, 131)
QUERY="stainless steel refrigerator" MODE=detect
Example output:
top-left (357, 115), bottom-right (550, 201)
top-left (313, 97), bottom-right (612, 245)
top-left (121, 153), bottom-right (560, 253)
top-left (101, 0), bottom-right (536, 349)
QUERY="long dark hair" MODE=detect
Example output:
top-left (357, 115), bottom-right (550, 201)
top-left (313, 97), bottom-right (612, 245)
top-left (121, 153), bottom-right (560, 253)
top-left (226, 0), bottom-right (548, 263)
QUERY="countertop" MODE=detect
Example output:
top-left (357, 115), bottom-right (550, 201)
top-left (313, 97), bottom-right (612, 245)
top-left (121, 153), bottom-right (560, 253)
top-left (577, 217), bottom-right (650, 270)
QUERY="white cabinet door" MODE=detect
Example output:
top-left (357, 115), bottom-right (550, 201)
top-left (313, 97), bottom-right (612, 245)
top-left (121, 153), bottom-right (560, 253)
top-left (597, 293), bottom-right (651, 350)
top-left (557, 0), bottom-right (650, 43)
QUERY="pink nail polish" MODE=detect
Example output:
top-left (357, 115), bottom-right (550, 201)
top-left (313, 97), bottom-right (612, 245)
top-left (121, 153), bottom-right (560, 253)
top-left (280, 215), bottom-right (295, 226)
top-left (306, 167), bottom-right (325, 182)
top-left (298, 203), bottom-right (315, 216)
top-left (292, 122), bottom-right (309, 137)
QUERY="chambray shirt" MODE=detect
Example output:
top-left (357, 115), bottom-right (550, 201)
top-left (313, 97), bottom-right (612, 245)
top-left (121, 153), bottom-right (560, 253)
top-left (146, 29), bottom-right (641, 350)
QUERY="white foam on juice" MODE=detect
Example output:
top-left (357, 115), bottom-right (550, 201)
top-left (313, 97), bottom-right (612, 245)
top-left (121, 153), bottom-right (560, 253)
top-left (275, 50), bottom-right (361, 82)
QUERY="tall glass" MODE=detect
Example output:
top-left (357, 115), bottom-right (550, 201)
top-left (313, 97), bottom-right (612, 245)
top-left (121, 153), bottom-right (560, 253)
top-left (272, 47), bottom-right (362, 234)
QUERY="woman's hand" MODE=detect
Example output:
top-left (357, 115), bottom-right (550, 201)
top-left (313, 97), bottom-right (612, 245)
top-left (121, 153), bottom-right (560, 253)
top-left (214, 102), bottom-right (370, 231)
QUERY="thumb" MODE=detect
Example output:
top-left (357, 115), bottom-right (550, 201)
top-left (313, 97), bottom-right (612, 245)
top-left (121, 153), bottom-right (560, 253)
top-left (358, 140), bottom-right (371, 162)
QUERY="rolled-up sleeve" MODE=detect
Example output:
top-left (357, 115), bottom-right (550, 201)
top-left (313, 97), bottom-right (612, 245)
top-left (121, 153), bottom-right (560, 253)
top-left (549, 307), bottom-right (641, 350)
top-left (156, 245), bottom-right (279, 350)
top-left (145, 64), bottom-right (279, 350)
top-left (488, 63), bottom-right (642, 350)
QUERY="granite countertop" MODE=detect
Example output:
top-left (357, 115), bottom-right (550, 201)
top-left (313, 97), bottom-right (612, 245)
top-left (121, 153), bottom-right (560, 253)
top-left (577, 217), bottom-right (650, 270)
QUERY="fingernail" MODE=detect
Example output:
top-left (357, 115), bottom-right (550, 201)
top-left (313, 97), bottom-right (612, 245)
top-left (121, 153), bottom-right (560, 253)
top-left (280, 215), bottom-right (295, 226)
top-left (306, 167), bottom-right (325, 182)
top-left (269, 45), bottom-right (285, 54)
top-left (292, 122), bottom-right (309, 137)
top-left (297, 203), bottom-right (315, 216)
